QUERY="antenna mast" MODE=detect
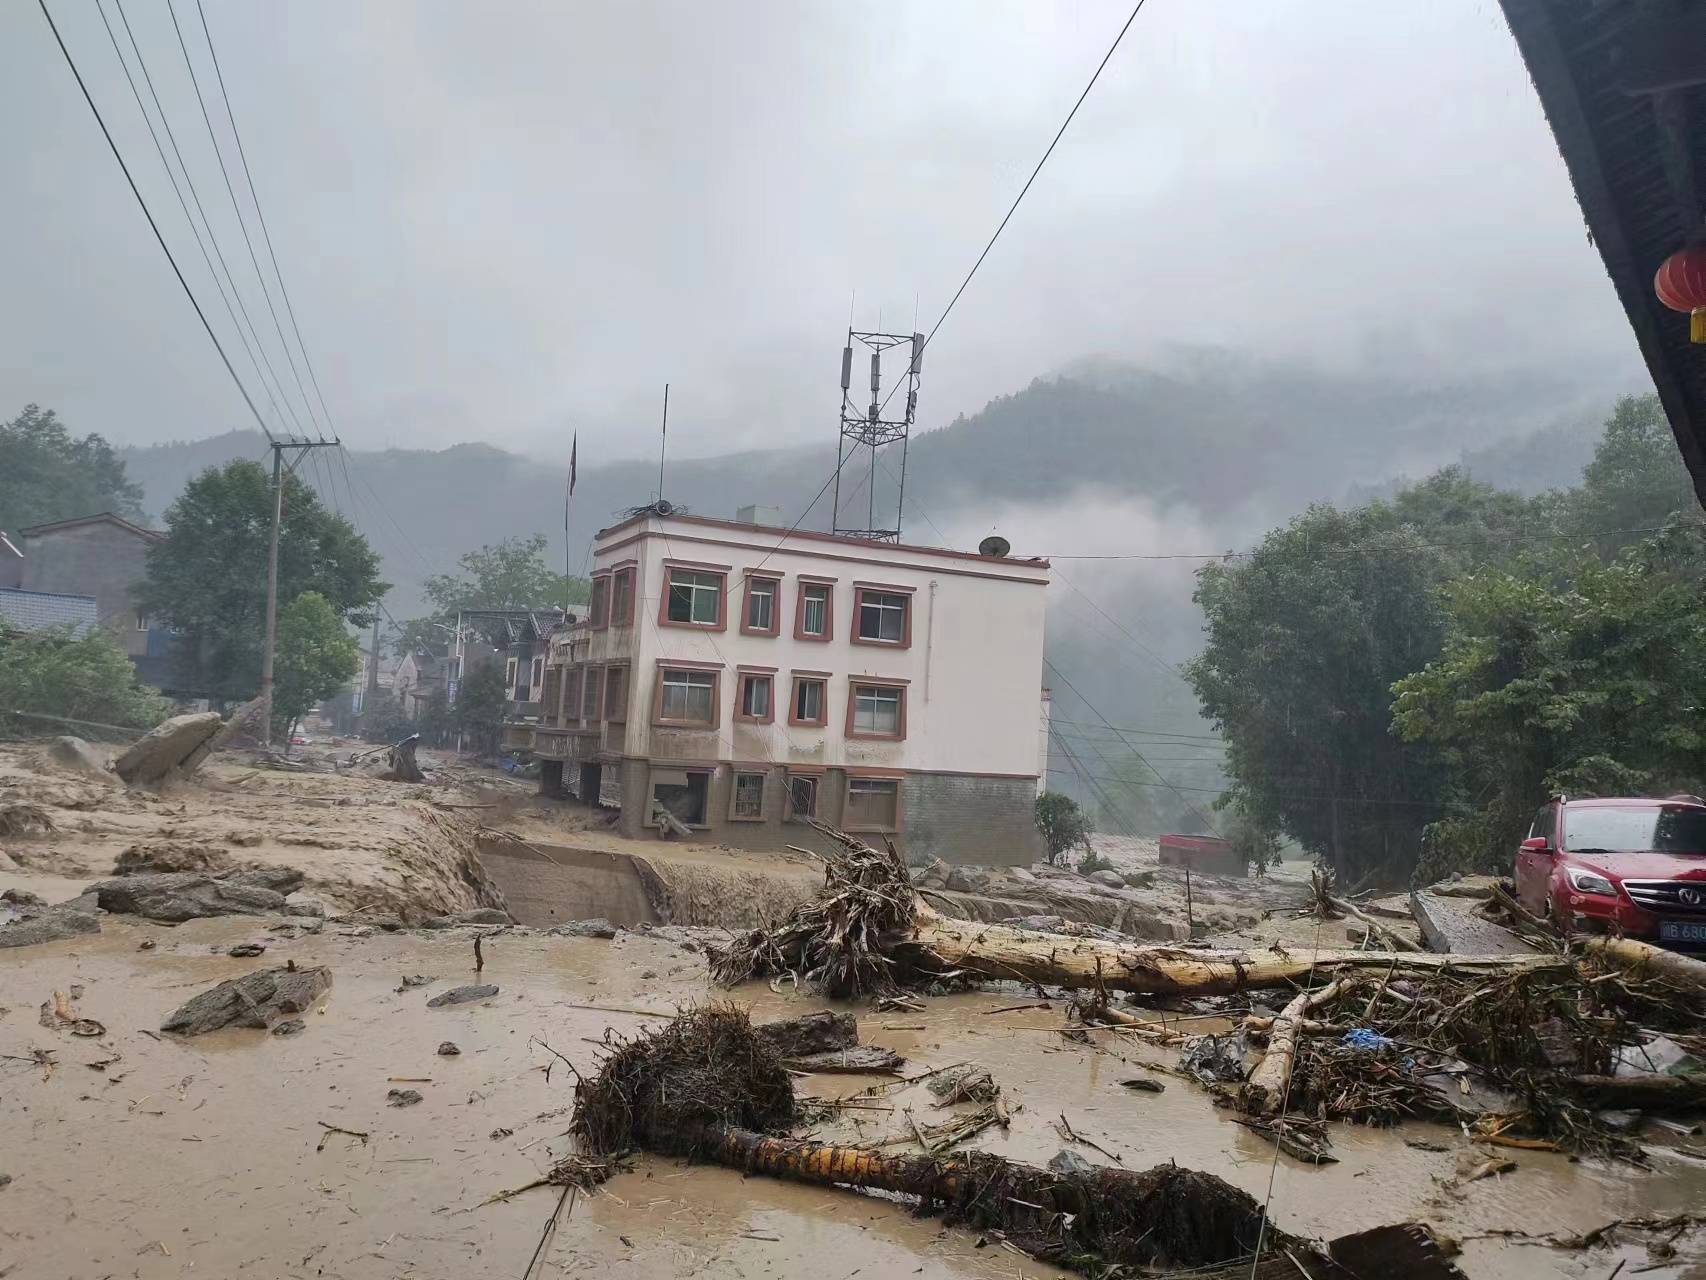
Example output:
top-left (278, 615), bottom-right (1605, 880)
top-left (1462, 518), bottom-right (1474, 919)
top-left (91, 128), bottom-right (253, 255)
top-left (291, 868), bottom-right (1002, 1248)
top-left (831, 328), bottom-right (923, 542)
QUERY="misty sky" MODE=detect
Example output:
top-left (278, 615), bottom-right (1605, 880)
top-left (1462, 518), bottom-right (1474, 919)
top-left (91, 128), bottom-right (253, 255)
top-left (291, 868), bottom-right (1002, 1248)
top-left (2, 0), bottom-right (1644, 465)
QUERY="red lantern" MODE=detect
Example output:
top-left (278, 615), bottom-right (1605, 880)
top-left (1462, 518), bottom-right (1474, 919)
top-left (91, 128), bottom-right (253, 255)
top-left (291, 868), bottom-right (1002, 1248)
top-left (1655, 246), bottom-right (1706, 343)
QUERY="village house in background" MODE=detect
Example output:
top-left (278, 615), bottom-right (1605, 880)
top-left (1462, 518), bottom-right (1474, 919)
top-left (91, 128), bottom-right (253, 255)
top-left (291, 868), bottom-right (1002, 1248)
top-left (514, 508), bottom-right (1050, 866)
top-left (0, 512), bottom-right (173, 687)
top-left (393, 648), bottom-right (444, 720)
top-left (451, 608), bottom-right (566, 719)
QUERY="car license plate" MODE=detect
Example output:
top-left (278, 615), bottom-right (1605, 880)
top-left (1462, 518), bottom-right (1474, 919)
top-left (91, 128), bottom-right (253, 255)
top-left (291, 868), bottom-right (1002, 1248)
top-left (1659, 920), bottom-right (1706, 943)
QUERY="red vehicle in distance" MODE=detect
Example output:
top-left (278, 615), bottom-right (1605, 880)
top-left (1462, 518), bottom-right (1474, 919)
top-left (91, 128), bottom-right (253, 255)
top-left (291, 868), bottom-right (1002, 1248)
top-left (1514, 796), bottom-right (1706, 949)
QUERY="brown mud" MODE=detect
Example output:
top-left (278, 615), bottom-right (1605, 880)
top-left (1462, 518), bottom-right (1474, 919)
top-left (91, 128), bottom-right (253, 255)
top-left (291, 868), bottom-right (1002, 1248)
top-left (3, 890), bottom-right (1703, 1279)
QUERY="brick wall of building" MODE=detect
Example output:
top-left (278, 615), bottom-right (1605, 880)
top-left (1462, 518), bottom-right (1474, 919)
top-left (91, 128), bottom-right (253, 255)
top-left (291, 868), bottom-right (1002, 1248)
top-left (607, 761), bottom-right (1037, 866)
top-left (903, 771), bottom-right (1041, 867)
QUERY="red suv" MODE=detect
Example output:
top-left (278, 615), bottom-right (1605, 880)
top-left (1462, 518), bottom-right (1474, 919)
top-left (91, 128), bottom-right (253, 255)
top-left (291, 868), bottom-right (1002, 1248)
top-left (1515, 796), bottom-right (1706, 948)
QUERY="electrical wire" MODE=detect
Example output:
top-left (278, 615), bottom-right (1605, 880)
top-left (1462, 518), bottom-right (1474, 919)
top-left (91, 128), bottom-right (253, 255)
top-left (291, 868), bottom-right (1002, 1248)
top-left (38, 0), bottom-right (276, 444)
top-left (875, 0), bottom-right (1147, 421)
top-left (164, 0), bottom-right (323, 439)
top-left (90, 0), bottom-right (288, 440)
top-left (108, 0), bottom-right (309, 440)
top-left (1044, 655), bottom-right (1223, 837)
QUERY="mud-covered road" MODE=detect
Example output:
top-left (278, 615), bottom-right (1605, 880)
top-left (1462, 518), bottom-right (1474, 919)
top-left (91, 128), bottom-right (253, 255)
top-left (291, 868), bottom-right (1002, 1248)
top-left (4, 895), bottom-right (1704, 1279)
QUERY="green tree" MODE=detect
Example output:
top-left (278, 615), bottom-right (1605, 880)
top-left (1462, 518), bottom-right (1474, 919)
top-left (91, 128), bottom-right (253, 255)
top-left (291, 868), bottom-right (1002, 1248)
top-left (1185, 505), bottom-right (1458, 882)
top-left (450, 661), bottom-right (509, 755)
top-left (0, 404), bottom-right (145, 530)
top-left (137, 460), bottom-right (387, 704)
top-left (0, 622), bottom-right (170, 735)
top-left (1392, 525), bottom-right (1706, 876)
top-left (1035, 791), bottom-right (1094, 866)
top-left (273, 591), bottom-right (361, 741)
top-left (423, 534), bottom-right (589, 614)
top-left (1567, 394), bottom-right (1698, 552)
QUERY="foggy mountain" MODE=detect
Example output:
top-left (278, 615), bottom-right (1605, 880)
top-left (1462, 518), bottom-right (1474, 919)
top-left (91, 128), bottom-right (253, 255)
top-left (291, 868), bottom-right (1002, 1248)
top-left (116, 350), bottom-right (1636, 822)
top-left (119, 350), bottom-right (1623, 600)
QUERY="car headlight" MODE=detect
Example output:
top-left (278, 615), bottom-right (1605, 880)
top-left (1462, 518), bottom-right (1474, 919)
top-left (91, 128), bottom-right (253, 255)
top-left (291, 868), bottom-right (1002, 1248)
top-left (1566, 867), bottom-right (1616, 896)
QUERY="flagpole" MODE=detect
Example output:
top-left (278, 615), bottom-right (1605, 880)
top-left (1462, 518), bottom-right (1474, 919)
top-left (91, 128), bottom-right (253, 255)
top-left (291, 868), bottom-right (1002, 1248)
top-left (566, 432), bottom-right (577, 614)
top-left (657, 382), bottom-right (669, 503)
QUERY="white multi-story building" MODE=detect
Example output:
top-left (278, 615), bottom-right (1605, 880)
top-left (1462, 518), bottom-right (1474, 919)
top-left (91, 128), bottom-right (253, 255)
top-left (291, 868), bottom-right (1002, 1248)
top-left (529, 510), bottom-right (1049, 865)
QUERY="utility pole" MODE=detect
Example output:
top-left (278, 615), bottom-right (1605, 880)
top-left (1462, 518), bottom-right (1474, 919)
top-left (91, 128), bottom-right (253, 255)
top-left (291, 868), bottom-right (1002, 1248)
top-left (260, 437), bottom-right (341, 747)
top-left (363, 614), bottom-right (381, 730)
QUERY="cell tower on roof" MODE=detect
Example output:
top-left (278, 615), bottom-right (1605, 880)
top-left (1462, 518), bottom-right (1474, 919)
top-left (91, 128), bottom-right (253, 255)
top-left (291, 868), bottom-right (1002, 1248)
top-left (831, 328), bottom-right (923, 542)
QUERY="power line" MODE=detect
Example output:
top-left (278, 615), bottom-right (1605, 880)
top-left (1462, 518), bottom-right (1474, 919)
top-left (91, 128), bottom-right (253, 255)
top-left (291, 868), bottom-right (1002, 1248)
top-left (182, 0), bottom-right (340, 444)
top-left (1044, 655), bottom-right (1223, 837)
top-left (108, 0), bottom-right (310, 441)
top-left (91, 0), bottom-right (288, 440)
top-left (38, 0), bottom-right (276, 444)
top-left (877, 0), bottom-right (1148, 420)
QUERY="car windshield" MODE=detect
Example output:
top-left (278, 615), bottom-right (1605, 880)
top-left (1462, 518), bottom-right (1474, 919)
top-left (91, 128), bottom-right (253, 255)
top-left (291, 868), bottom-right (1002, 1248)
top-left (1562, 806), bottom-right (1706, 854)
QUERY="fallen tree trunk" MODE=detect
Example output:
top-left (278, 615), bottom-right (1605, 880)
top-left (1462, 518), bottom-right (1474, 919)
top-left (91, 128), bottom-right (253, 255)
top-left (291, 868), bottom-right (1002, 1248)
top-left (704, 1125), bottom-right (1291, 1271)
top-left (712, 822), bottom-right (1561, 998)
top-left (1242, 978), bottom-right (1354, 1114)
top-left (1566, 1072), bottom-right (1706, 1112)
top-left (1328, 896), bottom-right (1421, 952)
top-left (1581, 936), bottom-right (1706, 995)
top-left (900, 911), bottom-right (1559, 997)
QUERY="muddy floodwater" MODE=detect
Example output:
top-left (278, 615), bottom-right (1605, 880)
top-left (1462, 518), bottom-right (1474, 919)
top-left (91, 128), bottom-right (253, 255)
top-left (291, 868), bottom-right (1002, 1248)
top-left (3, 897), bottom-right (1705, 1279)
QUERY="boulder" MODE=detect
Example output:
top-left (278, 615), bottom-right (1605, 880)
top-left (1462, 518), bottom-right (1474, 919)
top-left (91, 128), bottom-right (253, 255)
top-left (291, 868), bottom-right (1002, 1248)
top-left (90, 871), bottom-right (290, 922)
top-left (47, 736), bottom-right (111, 777)
top-left (387, 1088), bottom-right (423, 1107)
top-left (421, 908), bottom-right (514, 929)
top-left (426, 983), bottom-right (499, 1008)
top-left (112, 841), bottom-right (236, 877)
top-left (285, 894), bottom-right (329, 918)
top-left (1007, 866), bottom-right (1037, 883)
top-left (113, 712), bottom-right (225, 786)
top-left (944, 865), bottom-right (994, 894)
top-left (160, 965), bottom-right (332, 1034)
top-left (548, 918), bottom-right (617, 940)
top-left (1048, 1149), bottom-right (1096, 1177)
top-left (1122, 871), bottom-right (1157, 890)
top-left (1087, 869), bottom-right (1126, 890)
top-left (0, 907), bottom-right (100, 949)
top-left (912, 858), bottom-right (951, 890)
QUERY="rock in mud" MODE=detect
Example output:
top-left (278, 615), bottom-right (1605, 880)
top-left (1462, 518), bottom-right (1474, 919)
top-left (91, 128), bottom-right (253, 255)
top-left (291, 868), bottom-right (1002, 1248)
top-left (91, 867), bottom-right (305, 922)
top-left (160, 965), bottom-right (332, 1035)
top-left (228, 942), bottom-right (266, 957)
top-left (913, 858), bottom-right (950, 889)
top-left (285, 894), bottom-right (328, 917)
top-left (422, 908), bottom-right (514, 928)
top-left (0, 1173), bottom-right (11, 1190)
top-left (426, 983), bottom-right (499, 1008)
top-left (112, 841), bottom-right (235, 876)
top-left (271, 1019), bottom-right (305, 1037)
top-left (944, 865), bottom-right (994, 894)
top-left (753, 1011), bottom-right (859, 1057)
top-left (0, 906), bottom-right (100, 949)
top-left (437, 1041), bottom-right (461, 1056)
top-left (1123, 871), bottom-right (1157, 889)
top-left (113, 711), bottom-right (224, 786)
top-left (387, 1088), bottom-right (423, 1107)
top-left (1087, 869), bottom-right (1127, 890)
top-left (548, 918), bottom-right (617, 939)
top-left (1048, 1149), bottom-right (1096, 1177)
top-left (48, 736), bottom-right (111, 777)
top-left (397, 974), bottom-right (436, 990)
top-left (2, 888), bottom-right (45, 908)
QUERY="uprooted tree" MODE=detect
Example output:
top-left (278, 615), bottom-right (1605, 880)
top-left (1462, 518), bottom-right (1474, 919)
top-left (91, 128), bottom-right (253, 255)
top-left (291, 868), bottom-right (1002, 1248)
top-left (569, 1004), bottom-right (1290, 1276)
top-left (711, 825), bottom-right (1554, 1000)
